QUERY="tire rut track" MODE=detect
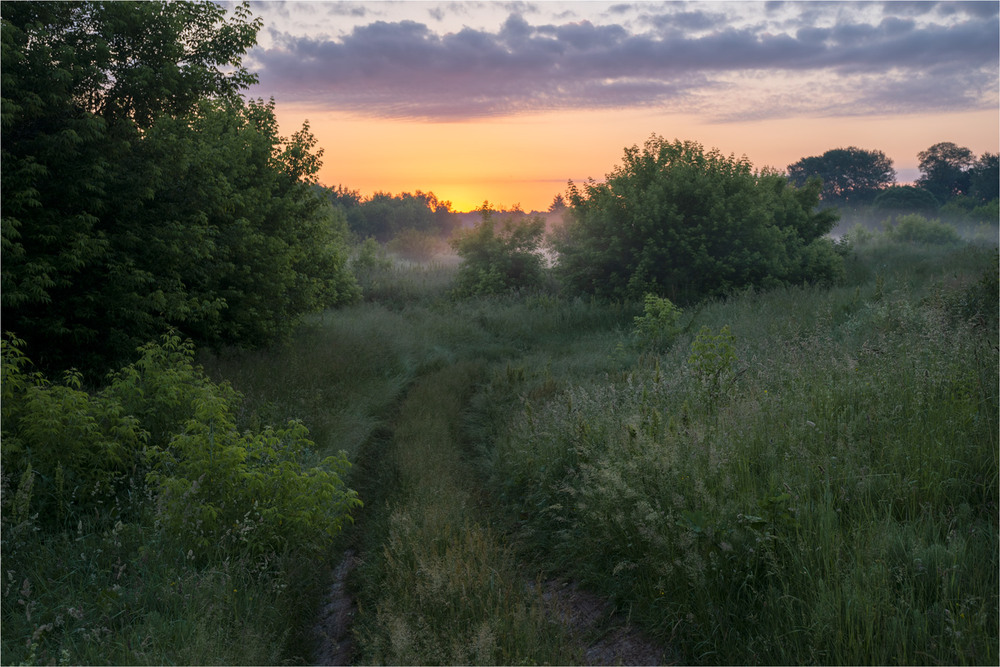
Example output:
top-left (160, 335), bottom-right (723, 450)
top-left (311, 362), bottom-right (673, 665)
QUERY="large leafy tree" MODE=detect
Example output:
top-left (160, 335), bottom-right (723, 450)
top-left (786, 146), bottom-right (895, 204)
top-left (2, 2), bottom-right (357, 375)
top-left (968, 152), bottom-right (999, 204)
top-left (916, 141), bottom-right (976, 201)
top-left (554, 136), bottom-right (842, 303)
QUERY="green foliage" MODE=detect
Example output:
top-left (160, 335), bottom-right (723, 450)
top-left (451, 205), bottom-right (547, 297)
top-left (843, 221), bottom-right (876, 246)
top-left (2, 333), bottom-right (360, 553)
top-left (554, 135), bottom-right (843, 303)
top-left (885, 214), bottom-right (961, 245)
top-left (1, 2), bottom-right (358, 377)
top-left (872, 184), bottom-right (940, 213)
top-left (939, 195), bottom-right (1000, 224)
top-left (339, 190), bottom-right (459, 242)
top-left (150, 414), bottom-right (358, 560)
top-left (1, 330), bottom-right (362, 664)
top-left (917, 141), bottom-right (976, 201)
top-left (687, 324), bottom-right (737, 405)
top-left (968, 152), bottom-right (999, 203)
top-left (633, 294), bottom-right (684, 349)
top-left (387, 228), bottom-right (449, 262)
top-left (786, 146), bottom-right (896, 204)
top-left (351, 237), bottom-right (395, 294)
top-left (1, 335), bottom-right (145, 525)
top-left (481, 242), bottom-right (997, 664)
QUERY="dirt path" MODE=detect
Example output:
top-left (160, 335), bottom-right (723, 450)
top-left (310, 364), bottom-right (673, 665)
top-left (311, 549), bottom-right (359, 665)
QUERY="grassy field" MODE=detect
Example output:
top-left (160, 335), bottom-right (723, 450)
top-left (477, 239), bottom-right (998, 664)
top-left (199, 230), bottom-right (996, 664)
top-left (3, 230), bottom-right (995, 665)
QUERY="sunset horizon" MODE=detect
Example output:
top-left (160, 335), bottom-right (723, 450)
top-left (237, 0), bottom-right (999, 212)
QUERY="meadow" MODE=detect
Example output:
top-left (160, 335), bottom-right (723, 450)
top-left (213, 224), bottom-right (997, 664)
top-left (2, 223), bottom-right (996, 665)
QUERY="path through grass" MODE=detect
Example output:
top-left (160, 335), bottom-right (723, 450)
top-left (349, 362), bottom-right (583, 664)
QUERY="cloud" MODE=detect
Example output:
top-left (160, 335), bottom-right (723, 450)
top-left (247, 3), bottom-right (998, 122)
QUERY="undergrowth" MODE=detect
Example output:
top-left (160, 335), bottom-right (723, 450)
top-left (1, 334), bottom-right (359, 665)
top-left (476, 240), bottom-right (998, 664)
top-left (9, 233), bottom-right (993, 665)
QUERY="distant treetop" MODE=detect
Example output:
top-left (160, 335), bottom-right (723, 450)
top-left (786, 147), bottom-right (895, 205)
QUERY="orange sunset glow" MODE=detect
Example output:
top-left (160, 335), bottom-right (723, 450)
top-left (272, 105), bottom-right (1000, 212)
top-left (240, 1), bottom-right (999, 212)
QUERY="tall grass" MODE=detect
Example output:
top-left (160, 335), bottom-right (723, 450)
top-left (16, 234), bottom-right (988, 665)
top-left (351, 364), bottom-right (583, 665)
top-left (478, 241), bottom-right (998, 664)
top-left (194, 262), bottom-right (637, 664)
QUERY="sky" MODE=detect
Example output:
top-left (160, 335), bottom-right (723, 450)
top-left (234, 1), bottom-right (1000, 212)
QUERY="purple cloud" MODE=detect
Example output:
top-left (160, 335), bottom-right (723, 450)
top-left (247, 3), bottom-right (998, 121)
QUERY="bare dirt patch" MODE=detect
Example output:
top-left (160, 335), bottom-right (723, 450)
top-left (311, 549), bottom-right (358, 666)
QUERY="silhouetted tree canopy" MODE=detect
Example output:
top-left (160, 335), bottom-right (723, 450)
top-left (554, 136), bottom-right (843, 303)
top-left (916, 142), bottom-right (976, 201)
top-left (786, 146), bottom-right (895, 204)
top-left (335, 190), bottom-right (459, 242)
top-left (872, 185), bottom-right (941, 214)
top-left (968, 152), bottom-right (999, 204)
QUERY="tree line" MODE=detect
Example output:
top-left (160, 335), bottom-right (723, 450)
top-left (785, 143), bottom-right (998, 212)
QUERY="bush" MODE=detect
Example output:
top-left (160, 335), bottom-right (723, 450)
top-left (554, 136), bottom-right (842, 303)
top-left (1, 335), bottom-right (145, 526)
top-left (872, 185), bottom-right (940, 214)
top-left (885, 214), bottom-right (961, 245)
top-left (450, 206), bottom-right (547, 297)
top-left (632, 294), bottom-right (684, 350)
top-left (387, 228), bottom-right (448, 262)
top-left (1, 332), bottom-right (360, 557)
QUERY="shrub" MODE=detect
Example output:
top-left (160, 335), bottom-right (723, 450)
top-left (148, 410), bottom-right (359, 560)
top-left (387, 228), bottom-right (448, 262)
top-left (1, 332), bottom-right (361, 558)
top-left (688, 324), bottom-right (738, 405)
top-left (872, 185), bottom-right (940, 213)
top-left (554, 136), bottom-right (842, 303)
top-left (843, 221), bottom-right (876, 245)
top-left (1, 335), bottom-right (145, 525)
top-left (450, 206), bottom-right (547, 297)
top-left (885, 214), bottom-right (961, 245)
top-left (633, 294), bottom-right (684, 349)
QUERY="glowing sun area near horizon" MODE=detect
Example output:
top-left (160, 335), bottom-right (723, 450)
top-left (273, 106), bottom-right (1000, 213)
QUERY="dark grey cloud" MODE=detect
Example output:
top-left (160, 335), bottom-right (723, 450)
top-left (931, 1), bottom-right (1000, 18)
top-left (248, 2), bottom-right (999, 121)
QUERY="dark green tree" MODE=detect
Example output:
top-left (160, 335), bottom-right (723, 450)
top-left (786, 146), bottom-right (895, 204)
top-left (1, 2), bottom-right (357, 376)
top-left (916, 141), bottom-right (976, 201)
top-left (450, 204), bottom-right (547, 297)
top-left (872, 185), bottom-right (940, 214)
top-left (342, 190), bottom-right (459, 242)
top-left (968, 152), bottom-right (999, 204)
top-left (553, 136), bottom-right (842, 303)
